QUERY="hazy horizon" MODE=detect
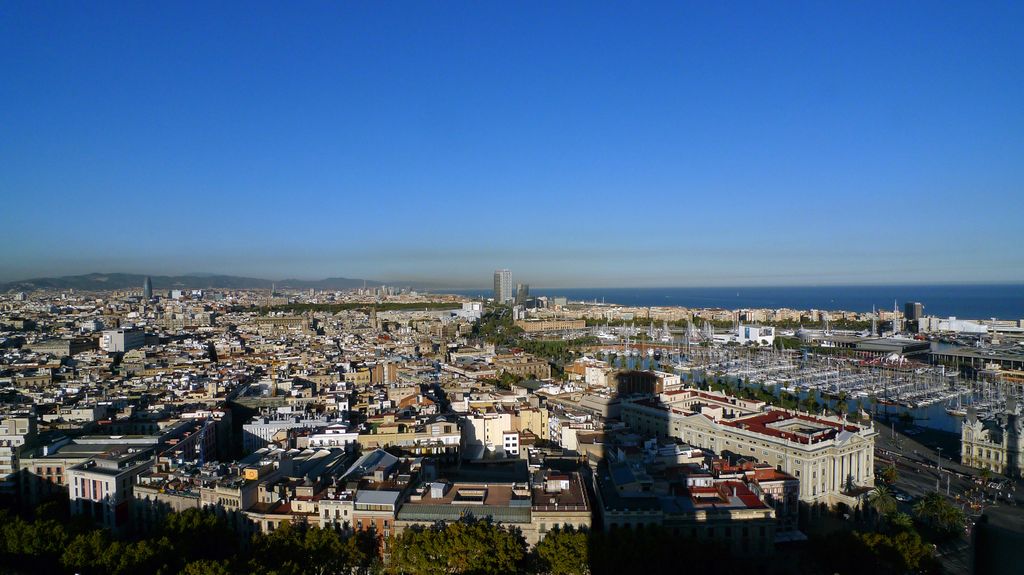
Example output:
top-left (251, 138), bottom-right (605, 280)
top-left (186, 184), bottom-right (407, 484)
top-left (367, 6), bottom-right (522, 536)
top-left (3, 3), bottom-right (1022, 286)
top-left (3, 268), bottom-right (1023, 291)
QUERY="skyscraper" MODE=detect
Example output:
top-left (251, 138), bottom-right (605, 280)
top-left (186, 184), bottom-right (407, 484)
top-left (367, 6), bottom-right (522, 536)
top-left (515, 283), bottom-right (529, 304)
top-left (904, 302), bottom-right (924, 321)
top-left (143, 276), bottom-right (153, 300)
top-left (904, 301), bottom-right (924, 333)
top-left (493, 269), bottom-right (512, 303)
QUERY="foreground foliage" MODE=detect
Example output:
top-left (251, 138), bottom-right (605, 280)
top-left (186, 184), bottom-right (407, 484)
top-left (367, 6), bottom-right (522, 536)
top-left (387, 519), bottom-right (528, 575)
top-left (0, 506), bottom-right (376, 575)
top-left (1, 502), bottom-right (955, 575)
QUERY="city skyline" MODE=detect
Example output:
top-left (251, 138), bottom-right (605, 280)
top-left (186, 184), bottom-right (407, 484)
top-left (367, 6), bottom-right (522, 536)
top-left (1, 4), bottom-right (1021, 571)
top-left (3, 3), bottom-right (1023, 286)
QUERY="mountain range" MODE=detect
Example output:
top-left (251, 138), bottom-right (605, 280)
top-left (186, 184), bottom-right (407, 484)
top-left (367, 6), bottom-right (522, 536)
top-left (0, 273), bottom-right (403, 292)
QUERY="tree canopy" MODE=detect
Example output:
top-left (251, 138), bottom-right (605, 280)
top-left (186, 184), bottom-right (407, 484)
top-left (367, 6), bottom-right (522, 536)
top-left (387, 519), bottom-right (528, 575)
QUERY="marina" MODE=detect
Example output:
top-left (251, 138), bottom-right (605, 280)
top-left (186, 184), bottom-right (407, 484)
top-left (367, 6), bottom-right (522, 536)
top-left (587, 338), bottom-right (1024, 434)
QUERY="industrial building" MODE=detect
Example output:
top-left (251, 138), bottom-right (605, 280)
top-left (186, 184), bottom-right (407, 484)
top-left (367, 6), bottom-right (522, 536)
top-left (818, 336), bottom-right (931, 359)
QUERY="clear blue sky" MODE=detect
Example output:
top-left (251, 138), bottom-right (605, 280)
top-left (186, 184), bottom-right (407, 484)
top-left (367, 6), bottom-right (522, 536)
top-left (2, 1), bottom-right (1022, 287)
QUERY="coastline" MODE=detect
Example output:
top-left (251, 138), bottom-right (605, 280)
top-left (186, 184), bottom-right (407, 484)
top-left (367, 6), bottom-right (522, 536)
top-left (446, 284), bottom-right (1024, 320)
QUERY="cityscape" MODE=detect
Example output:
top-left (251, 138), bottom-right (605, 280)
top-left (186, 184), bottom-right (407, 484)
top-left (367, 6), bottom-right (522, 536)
top-left (3, 3), bottom-right (1023, 575)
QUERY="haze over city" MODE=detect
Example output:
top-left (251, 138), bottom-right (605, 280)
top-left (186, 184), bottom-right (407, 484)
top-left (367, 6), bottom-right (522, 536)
top-left (3, 2), bottom-right (1022, 287)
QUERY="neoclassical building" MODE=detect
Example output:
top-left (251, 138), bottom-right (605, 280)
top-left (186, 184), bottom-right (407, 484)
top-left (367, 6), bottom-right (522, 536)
top-left (961, 399), bottom-right (1023, 477)
top-left (621, 391), bottom-right (877, 505)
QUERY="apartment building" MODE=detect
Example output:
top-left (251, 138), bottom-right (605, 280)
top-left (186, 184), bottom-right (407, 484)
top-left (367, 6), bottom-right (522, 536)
top-left (357, 414), bottom-right (461, 461)
top-left (69, 448), bottom-right (154, 534)
top-left (514, 319), bottom-right (587, 333)
top-left (0, 416), bottom-right (36, 499)
top-left (493, 354), bottom-right (551, 380)
top-left (395, 470), bottom-right (591, 546)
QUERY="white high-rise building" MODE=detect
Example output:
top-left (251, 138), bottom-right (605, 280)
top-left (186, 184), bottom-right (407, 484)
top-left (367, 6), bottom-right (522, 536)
top-left (493, 269), bottom-right (512, 303)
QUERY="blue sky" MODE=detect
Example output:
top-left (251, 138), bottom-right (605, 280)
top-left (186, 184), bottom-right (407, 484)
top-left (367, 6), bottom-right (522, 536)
top-left (2, 2), bottom-right (1022, 287)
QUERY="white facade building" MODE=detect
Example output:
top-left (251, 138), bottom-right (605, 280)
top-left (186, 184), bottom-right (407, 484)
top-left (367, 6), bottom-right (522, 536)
top-left (493, 269), bottom-right (513, 303)
top-left (100, 328), bottom-right (145, 352)
top-left (305, 424), bottom-right (359, 449)
top-left (69, 449), bottom-right (153, 534)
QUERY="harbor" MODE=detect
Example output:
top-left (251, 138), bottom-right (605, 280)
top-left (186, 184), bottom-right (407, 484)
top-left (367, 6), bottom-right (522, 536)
top-left (586, 339), bottom-right (1024, 435)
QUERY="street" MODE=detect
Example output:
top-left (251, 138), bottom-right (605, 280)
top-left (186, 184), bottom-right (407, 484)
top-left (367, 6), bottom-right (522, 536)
top-left (872, 420), bottom-right (1023, 574)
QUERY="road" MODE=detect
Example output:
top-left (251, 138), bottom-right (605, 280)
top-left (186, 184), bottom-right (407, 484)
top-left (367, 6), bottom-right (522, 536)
top-left (872, 420), bottom-right (1023, 574)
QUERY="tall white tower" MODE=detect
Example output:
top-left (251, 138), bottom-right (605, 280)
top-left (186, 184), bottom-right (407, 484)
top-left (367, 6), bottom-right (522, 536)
top-left (493, 269), bottom-right (512, 303)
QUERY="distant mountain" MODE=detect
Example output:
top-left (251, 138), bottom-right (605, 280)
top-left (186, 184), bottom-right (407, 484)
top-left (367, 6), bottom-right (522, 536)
top-left (279, 277), bottom-right (387, 290)
top-left (0, 272), bottom-right (390, 292)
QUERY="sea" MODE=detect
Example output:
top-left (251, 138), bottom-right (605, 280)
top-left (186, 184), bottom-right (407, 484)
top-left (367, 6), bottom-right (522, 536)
top-left (448, 284), bottom-right (1024, 320)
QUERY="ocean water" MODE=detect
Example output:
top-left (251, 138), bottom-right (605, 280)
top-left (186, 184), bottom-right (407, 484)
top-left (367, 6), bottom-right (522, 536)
top-left (449, 284), bottom-right (1024, 319)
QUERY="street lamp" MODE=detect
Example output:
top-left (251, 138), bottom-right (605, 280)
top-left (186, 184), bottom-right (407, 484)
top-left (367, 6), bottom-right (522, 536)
top-left (936, 447), bottom-right (943, 492)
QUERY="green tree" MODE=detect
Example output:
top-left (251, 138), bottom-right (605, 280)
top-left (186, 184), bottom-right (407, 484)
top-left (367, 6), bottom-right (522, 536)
top-left (801, 395), bottom-right (820, 413)
top-left (162, 507), bottom-right (238, 565)
top-left (868, 485), bottom-right (897, 516)
top-left (534, 526), bottom-right (589, 575)
top-left (387, 519), bottom-right (527, 575)
top-left (886, 511), bottom-right (914, 532)
top-left (0, 511), bottom-right (71, 572)
top-left (61, 530), bottom-right (112, 575)
top-left (880, 465), bottom-right (899, 486)
top-left (181, 559), bottom-right (236, 575)
top-left (855, 530), bottom-right (938, 574)
top-left (834, 392), bottom-right (849, 416)
top-left (913, 492), bottom-right (966, 538)
top-left (107, 537), bottom-right (175, 575)
top-left (249, 521), bottom-right (368, 575)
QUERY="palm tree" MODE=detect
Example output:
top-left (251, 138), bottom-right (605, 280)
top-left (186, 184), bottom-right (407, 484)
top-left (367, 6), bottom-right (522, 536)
top-left (914, 492), bottom-right (965, 536)
top-left (869, 485), bottom-right (897, 516)
top-left (835, 391), bottom-right (849, 417)
top-left (888, 511), bottom-right (914, 531)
